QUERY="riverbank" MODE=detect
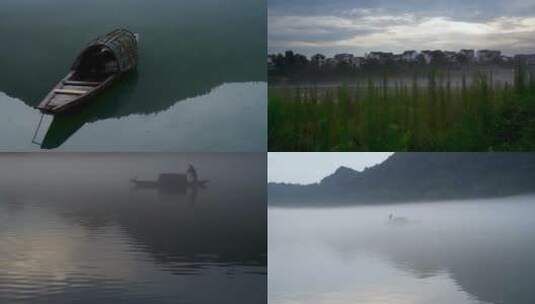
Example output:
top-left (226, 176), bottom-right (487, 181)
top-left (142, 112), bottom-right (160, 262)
top-left (269, 69), bottom-right (535, 151)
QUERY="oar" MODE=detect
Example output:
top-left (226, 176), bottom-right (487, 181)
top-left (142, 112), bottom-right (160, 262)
top-left (31, 113), bottom-right (53, 146)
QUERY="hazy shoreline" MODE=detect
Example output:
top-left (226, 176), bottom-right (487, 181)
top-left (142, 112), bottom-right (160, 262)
top-left (270, 67), bottom-right (516, 89)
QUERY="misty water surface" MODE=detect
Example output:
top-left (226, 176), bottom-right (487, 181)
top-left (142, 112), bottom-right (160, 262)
top-left (0, 0), bottom-right (266, 151)
top-left (269, 196), bottom-right (535, 304)
top-left (269, 68), bottom-right (515, 88)
top-left (0, 153), bottom-right (266, 303)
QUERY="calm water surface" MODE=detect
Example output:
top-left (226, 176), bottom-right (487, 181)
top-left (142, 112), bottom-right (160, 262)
top-left (269, 196), bottom-right (535, 304)
top-left (0, 153), bottom-right (267, 303)
top-left (0, 0), bottom-right (266, 151)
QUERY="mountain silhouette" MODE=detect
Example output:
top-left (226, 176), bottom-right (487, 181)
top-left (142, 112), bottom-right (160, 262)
top-left (269, 153), bottom-right (535, 206)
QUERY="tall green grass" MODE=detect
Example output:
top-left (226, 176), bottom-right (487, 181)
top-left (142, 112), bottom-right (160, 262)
top-left (269, 68), bottom-right (535, 151)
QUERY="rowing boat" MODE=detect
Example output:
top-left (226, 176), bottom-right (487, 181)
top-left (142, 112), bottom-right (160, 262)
top-left (37, 29), bottom-right (138, 114)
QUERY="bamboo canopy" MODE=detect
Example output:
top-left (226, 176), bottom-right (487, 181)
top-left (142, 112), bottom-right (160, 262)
top-left (72, 29), bottom-right (138, 73)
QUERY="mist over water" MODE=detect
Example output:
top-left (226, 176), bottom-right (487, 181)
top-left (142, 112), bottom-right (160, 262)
top-left (269, 196), bottom-right (535, 304)
top-left (0, 153), bottom-right (266, 303)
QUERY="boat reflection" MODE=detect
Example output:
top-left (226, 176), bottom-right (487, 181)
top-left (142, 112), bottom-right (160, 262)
top-left (38, 71), bottom-right (139, 149)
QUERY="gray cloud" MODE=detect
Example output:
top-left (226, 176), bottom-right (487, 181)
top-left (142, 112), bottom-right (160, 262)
top-left (268, 0), bottom-right (535, 56)
top-left (269, 0), bottom-right (535, 21)
top-left (268, 14), bottom-right (390, 45)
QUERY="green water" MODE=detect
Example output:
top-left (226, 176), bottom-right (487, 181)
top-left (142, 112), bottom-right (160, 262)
top-left (0, 0), bottom-right (266, 151)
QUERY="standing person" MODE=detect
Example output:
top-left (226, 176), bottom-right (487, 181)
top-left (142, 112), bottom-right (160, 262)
top-left (187, 164), bottom-right (198, 184)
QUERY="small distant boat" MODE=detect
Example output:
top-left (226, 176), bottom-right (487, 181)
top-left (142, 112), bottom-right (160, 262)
top-left (387, 213), bottom-right (409, 225)
top-left (37, 29), bottom-right (138, 114)
top-left (130, 165), bottom-right (208, 193)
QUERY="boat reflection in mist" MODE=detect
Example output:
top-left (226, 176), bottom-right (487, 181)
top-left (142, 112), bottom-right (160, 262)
top-left (0, 153), bottom-right (266, 304)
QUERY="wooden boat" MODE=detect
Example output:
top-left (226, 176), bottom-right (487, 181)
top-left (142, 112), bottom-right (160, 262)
top-left (37, 29), bottom-right (138, 114)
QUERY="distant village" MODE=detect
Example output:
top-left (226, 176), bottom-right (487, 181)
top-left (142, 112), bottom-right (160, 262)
top-left (268, 49), bottom-right (535, 71)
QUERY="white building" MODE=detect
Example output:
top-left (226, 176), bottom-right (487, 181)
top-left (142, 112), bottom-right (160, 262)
top-left (325, 58), bottom-right (338, 68)
top-left (500, 55), bottom-right (513, 64)
top-left (311, 54), bottom-right (326, 67)
top-left (444, 51), bottom-right (457, 63)
top-left (350, 57), bottom-right (363, 68)
top-left (477, 50), bottom-right (501, 63)
top-left (267, 56), bottom-right (275, 70)
top-left (402, 50), bottom-right (419, 62)
top-left (421, 51), bottom-right (433, 64)
top-left (459, 49), bottom-right (475, 62)
top-left (334, 53), bottom-right (355, 64)
top-left (366, 52), bottom-right (393, 63)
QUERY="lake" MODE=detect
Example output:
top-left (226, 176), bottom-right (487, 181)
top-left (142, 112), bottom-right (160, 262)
top-left (269, 196), bottom-right (535, 304)
top-left (0, 153), bottom-right (267, 303)
top-left (0, 0), bottom-right (266, 151)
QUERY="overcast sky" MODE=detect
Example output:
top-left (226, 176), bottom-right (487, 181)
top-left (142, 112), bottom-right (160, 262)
top-left (268, 152), bottom-right (393, 184)
top-left (268, 0), bottom-right (535, 56)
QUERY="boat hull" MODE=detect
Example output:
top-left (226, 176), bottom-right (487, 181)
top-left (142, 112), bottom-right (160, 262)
top-left (130, 179), bottom-right (209, 190)
top-left (37, 71), bottom-right (119, 114)
top-left (37, 29), bottom-right (138, 114)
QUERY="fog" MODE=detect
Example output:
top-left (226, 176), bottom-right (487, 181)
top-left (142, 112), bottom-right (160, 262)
top-left (0, 153), bottom-right (266, 304)
top-left (269, 196), bottom-right (535, 304)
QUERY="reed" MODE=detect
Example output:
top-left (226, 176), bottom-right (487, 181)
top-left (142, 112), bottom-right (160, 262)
top-left (268, 67), bottom-right (535, 151)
